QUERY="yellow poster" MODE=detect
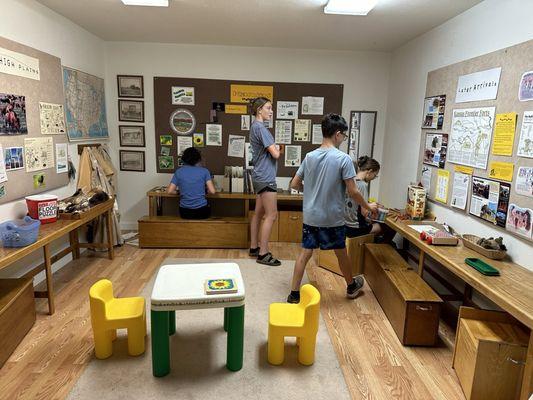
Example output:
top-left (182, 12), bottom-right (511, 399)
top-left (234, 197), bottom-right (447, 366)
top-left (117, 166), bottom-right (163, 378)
top-left (225, 104), bottom-right (248, 114)
top-left (492, 112), bottom-right (517, 156)
top-left (488, 161), bottom-right (514, 182)
top-left (230, 84), bottom-right (274, 104)
top-left (454, 165), bottom-right (474, 175)
top-left (435, 169), bottom-right (450, 203)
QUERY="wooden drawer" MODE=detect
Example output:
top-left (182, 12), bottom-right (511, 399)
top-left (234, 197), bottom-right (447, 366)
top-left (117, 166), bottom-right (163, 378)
top-left (249, 211), bottom-right (278, 242)
top-left (0, 278), bottom-right (36, 368)
top-left (453, 307), bottom-right (528, 400)
top-left (364, 244), bottom-right (442, 346)
top-left (278, 211), bottom-right (303, 243)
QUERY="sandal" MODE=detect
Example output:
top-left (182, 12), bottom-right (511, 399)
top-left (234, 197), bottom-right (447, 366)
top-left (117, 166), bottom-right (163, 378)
top-left (256, 252), bottom-right (281, 266)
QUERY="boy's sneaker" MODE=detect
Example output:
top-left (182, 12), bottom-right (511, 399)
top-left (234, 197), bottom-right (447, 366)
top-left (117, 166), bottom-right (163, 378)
top-left (346, 275), bottom-right (364, 299)
top-left (287, 291), bottom-right (300, 304)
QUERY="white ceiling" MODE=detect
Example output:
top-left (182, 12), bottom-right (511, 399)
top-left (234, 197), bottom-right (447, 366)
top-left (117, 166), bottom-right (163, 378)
top-left (38, 0), bottom-right (482, 51)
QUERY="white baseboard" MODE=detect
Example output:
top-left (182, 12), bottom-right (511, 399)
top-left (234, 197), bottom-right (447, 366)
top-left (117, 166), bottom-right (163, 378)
top-left (120, 221), bottom-right (139, 231)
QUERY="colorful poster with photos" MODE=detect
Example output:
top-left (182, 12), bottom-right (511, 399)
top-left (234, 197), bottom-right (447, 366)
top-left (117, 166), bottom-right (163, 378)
top-left (4, 147), bottom-right (24, 171)
top-left (422, 95), bottom-right (445, 129)
top-left (506, 204), bottom-right (533, 239)
top-left (469, 176), bottom-right (510, 228)
top-left (423, 133), bottom-right (448, 168)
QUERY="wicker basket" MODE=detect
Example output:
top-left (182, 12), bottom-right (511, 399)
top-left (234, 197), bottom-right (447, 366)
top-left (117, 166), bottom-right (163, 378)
top-left (462, 234), bottom-right (507, 260)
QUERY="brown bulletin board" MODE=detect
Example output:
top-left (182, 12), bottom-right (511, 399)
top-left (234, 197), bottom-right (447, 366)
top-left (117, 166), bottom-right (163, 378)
top-left (417, 39), bottom-right (533, 243)
top-left (153, 77), bottom-right (343, 177)
top-left (0, 36), bottom-right (69, 204)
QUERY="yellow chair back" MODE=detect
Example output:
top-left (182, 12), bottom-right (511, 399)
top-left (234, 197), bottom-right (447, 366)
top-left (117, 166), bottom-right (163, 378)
top-left (299, 284), bottom-right (320, 332)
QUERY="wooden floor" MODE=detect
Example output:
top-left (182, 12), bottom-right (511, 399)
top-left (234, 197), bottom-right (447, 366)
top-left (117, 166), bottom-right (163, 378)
top-left (0, 243), bottom-right (465, 400)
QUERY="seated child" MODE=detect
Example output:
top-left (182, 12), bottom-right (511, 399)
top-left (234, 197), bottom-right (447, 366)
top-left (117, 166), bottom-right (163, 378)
top-left (344, 156), bottom-right (396, 243)
top-left (167, 147), bottom-right (216, 219)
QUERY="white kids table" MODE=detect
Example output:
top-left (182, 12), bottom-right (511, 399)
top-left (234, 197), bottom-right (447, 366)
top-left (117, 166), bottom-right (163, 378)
top-left (150, 261), bottom-right (245, 377)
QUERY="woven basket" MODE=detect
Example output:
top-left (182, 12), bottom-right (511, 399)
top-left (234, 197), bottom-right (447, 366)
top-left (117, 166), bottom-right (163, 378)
top-left (462, 234), bottom-right (507, 260)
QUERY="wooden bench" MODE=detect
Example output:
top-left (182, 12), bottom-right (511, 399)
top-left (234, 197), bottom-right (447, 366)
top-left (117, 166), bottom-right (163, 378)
top-left (364, 243), bottom-right (443, 346)
top-left (318, 234), bottom-right (374, 276)
top-left (138, 216), bottom-right (249, 248)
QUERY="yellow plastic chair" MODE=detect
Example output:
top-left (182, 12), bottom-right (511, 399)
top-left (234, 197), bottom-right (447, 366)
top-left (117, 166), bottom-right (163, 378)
top-left (268, 284), bottom-right (321, 366)
top-left (89, 279), bottom-right (146, 359)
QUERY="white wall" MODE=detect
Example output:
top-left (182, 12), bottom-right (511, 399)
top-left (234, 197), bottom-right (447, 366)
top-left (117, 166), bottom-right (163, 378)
top-left (104, 42), bottom-right (391, 229)
top-left (0, 0), bottom-right (105, 280)
top-left (380, 0), bottom-right (533, 269)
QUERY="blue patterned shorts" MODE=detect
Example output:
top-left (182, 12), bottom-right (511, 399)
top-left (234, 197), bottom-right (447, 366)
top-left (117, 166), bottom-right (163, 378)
top-left (302, 224), bottom-right (346, 250)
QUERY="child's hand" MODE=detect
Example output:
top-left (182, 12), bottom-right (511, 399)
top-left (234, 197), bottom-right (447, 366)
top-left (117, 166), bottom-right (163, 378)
top-left (276, 144), bottom-right (285, 154)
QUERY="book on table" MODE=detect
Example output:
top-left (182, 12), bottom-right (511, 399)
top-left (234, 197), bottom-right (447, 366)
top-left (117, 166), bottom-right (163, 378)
top-left (204, 278), bottom-right (238, 295)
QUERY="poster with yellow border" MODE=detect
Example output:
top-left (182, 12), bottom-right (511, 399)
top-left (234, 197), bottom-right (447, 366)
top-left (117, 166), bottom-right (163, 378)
top-left (230, 84), bottom-right (274, 104)
top-left (435, 169), bottom-right (450, 203)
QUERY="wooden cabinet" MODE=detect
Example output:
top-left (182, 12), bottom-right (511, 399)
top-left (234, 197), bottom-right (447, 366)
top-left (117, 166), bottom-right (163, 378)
top-left (249, 211), bottom-right (278, 242)
top-left (278, 211), bottom-right (303, 243)
top-left (363, 243), bottom-right (442, 346)
top-left (453, 307), bottom-right (529, 400)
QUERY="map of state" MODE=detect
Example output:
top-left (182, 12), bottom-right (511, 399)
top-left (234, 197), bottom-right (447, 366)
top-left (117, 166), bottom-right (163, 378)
top-left (63, 67), bottom-right (108, 141)
top-left (448, 107), bottom-right (495, 169)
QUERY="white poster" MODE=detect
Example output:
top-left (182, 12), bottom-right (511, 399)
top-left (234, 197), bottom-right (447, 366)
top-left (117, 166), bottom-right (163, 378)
top-left (516, 167), bottom-right (533, 197)
top-left (24, 137), bottom-right (54, 172)
top-left (518, 71), bottom-right (533, 102)
top-left (177, 136), bottom-right (193, 156)
top-left (517, 111), bottom-right (533, 158)
top-left (276, 101), bottom-right (298, 120)
top-left (451, 172), bottom-right (470, 210)
top-left (206, 124), bottom-right (222, 146)
top-left (0, 46), bottom-right (40, 80)
top-left (0, 145), bottom-right (7, 183)
top-left (448, 107), bottom-right (495, 169)
top-left (39, 102), bottom-right (66, 135)
top-left (349, 128), bottom-right (359, 162)
top-left (455, 67), bottom-right (501, 103)
top-left (285, 145), bottom-right (301, 167)
top-left (171, 86), bottom-right (195, 105)
top-left (506, 204), bottom-right (533, 239)
top-left (228, 135), bottom-right (245, 158)
top-left (301, 96), bottom-right (324, 115)
top-left (275, 120), bottom-right (292, 144)
top-left (312, 124), bottom-right (323, 145)
top-left (421, 166), bottom-right (432, 193)
top-left (245, 142), bottom-right (253, 168)
top-left (241, 115), bottom-right (250, 131)
top-left (55, 143), bottom-right (68, 174)
top-left (294, 119), bottom-right (311, 141)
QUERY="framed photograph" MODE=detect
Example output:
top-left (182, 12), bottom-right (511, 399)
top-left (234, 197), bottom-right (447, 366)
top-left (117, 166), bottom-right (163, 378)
top-left (119, 100), bottom-right (144, 122)
top-left (117, 75), bottom-right (144, 98)
top-left (119, 125), bottom-right (145, 147)
top-left (170, 108), bottom-right (196, 136)
top-left (119, 150), bottom-right (145, 172)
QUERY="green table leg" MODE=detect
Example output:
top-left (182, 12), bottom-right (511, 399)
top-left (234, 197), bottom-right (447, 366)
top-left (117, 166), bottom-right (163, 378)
top-left (226, 305), bottom-right (244, 371)
top-left (224, 307), bottom-right (229, 332)
top-left (151, 310), bottom-right (170, 377)
top-left (169, 310), bottom-right (176, 335)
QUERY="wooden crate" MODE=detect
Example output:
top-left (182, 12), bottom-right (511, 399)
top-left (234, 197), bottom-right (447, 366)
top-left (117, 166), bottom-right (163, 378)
top-left (453, 307), bottom-right (529, 400)
top-left (318, 234), bottom-right (374, 276)
top-left (363, 243), bottom-right (443, 346)
top-left (278, 211), bottom-right (303, 243)
top-left (138, 215), bottom-right (249, 248)
top-left (0, 278), bottom-right (36, 368)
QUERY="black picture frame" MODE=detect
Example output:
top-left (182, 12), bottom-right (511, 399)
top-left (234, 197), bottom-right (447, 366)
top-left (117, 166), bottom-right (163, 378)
top-left (118, 99), bottom-right (144, 122)
top-left (117, 75), bottom-right (144, 98)
top-left (119, 150), bottom-right (145, 172)
top-left (119, 125), bottom-right (145, 147)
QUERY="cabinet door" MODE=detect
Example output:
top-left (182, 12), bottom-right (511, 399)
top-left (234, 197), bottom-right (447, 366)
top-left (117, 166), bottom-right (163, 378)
top-left (249, 211), bottom-right (278, 242)
top-left (279, 211), bottom-right (303, 242)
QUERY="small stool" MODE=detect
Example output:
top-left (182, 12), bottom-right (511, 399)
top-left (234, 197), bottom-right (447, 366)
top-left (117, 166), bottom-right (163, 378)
top-left (89, 279), bottom-right (146, 359)
top-left (318, 234), bottom-right (374, 276)
top-left (268, 284), bottom-right (320, 366)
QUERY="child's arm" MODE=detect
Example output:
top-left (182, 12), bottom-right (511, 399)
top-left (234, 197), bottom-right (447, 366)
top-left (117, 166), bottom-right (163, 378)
top-left (290, 174), bottom-right (303, 192)
top-left (345, 178), bottom-right (378, 217)
top-left (206, 180), bottom-right (216, 195)
top-left (167, 183), bottom-right (178, 194)
top-left (266, 144), bottom-right (281, 159)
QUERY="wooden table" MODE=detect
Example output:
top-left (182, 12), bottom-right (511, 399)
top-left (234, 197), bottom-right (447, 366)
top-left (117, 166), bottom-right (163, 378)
top-left (0, 198), bottom-right (115, 315)
top-left (385, 216), bottom-right (533, 400)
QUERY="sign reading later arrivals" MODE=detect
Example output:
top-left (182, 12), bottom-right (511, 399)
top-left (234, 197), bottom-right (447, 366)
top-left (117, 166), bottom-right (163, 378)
top-left (0, 46), bottom-right (40, 80)
top-left (455, 67), bottom-right (501, 103)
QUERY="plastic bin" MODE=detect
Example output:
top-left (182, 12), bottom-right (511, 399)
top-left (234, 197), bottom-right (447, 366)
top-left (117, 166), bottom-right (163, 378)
top-left (0, 216), bottom-right (41, 247)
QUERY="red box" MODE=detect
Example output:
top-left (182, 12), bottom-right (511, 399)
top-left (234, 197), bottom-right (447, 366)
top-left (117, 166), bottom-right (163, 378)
top-left (25, 195), bottom-right (58, 223)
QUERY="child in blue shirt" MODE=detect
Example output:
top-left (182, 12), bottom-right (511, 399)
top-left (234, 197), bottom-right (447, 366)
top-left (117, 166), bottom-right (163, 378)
top-left (288, 114), bottom-right (378, 303)
top-left (167, 147), bottom-right (216, 219)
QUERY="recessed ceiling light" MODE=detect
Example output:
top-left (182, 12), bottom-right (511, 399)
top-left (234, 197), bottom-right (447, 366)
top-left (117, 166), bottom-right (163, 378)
top-left (121, 0), bottom-right (169, 6)
top-left (324, 0), bottom-right (378, 16)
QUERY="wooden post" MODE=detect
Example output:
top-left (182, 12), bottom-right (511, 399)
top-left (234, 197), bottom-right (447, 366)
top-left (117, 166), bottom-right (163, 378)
top-left (520, 332), bottom-right (533, 400)
top-left (43, 244), bottom-right (55, 315)
top-left (106, 210), bottom-right (114, 260)
top-left (418, 249), bottom-right (425, 276)
top-left (69, 228), bottom-right (80, 259)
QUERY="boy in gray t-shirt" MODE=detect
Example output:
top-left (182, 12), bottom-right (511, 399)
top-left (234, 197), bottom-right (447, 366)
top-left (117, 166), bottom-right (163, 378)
top-left (288, 114), bottom-right (377, 303)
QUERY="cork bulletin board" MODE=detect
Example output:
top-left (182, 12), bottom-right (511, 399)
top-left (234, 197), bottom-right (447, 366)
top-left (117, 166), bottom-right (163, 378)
top-left (153, 76), bottom-right (343, 177)
top-left (417, 39), bottom-right (533, 243)
top-left (0, 36), bottom-right (69, 204)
